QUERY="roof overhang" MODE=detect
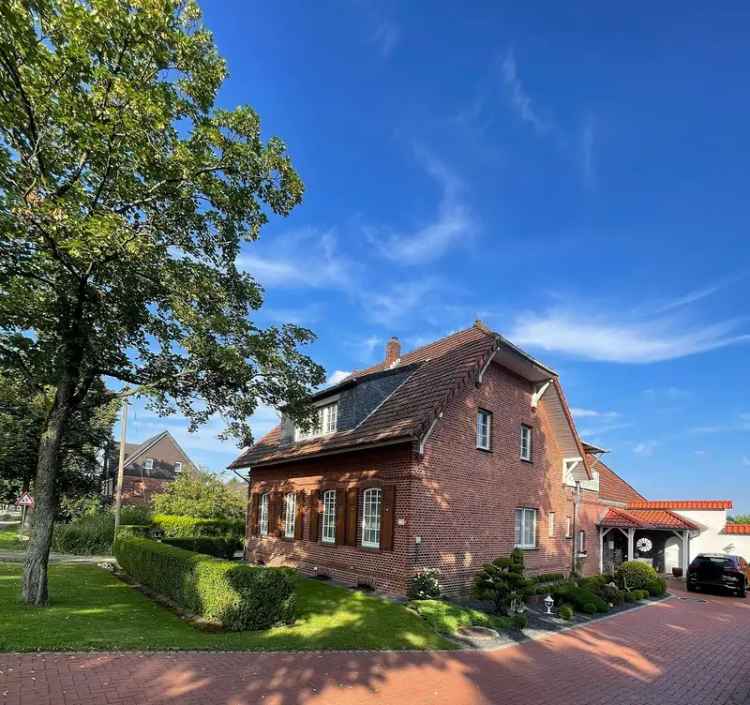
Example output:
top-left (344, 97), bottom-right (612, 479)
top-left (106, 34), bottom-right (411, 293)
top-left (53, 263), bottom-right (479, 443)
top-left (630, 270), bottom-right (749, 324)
top-left (491, 337), bottom-right (557, 383)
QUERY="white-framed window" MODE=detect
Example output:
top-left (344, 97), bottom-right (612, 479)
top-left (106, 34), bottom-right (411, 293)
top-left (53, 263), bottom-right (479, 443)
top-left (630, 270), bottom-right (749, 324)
top-left (565, 516), bottom-right (572, 538)
top-left (282, 492), bottom-right (296, 539)
top-left (578, 529), bottom-right (586, 554)
top-left (476, 409), bottom-right (492, 450)
top-left (548, 512), bottom-right (556, 538)
top-left (520, 425), bottom-right (533, 461)
top-left (103, 478), bottom-right (113, 496)
top-left (143, 458), bottom-right (154, 470)
top-left (296, 402), bottom-right (338, 441)
top-left (361, 488), bottom-right (382, 548)
top-left (321, 490), bottom-right (336, 544)
top-left (259, 492), bottom-right (269, 536)
top-left (514, 507), bottom-right (537, 549)
top-left (174, 461), bottom-right (182, 473)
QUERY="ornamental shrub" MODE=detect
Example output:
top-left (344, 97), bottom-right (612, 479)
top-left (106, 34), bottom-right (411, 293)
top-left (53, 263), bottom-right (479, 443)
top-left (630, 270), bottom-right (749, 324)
top-left (114, 536), bottom-right (295, 631)
top-left (52, 512), bottom-right (114, 555)
top-left (646, 577), bottom-right (667, 597)
top-left (624, 590), bottom-right (637, 603)
top-left (118, 525), bottom-right (151, 538)
top-left (473, 548), bottom-right (530, 615)
top-left (615, 561), bottom-right (658, 591)
top-left (632, 589), bottom-right (650, 601)
top-left (582, 602), bottom-right (598, 615)
top-left (511, 612), bottom-right (528, 630)
top-left (600, 584), bottom-right (624, 606)
top-left (558, 604), bottom-right (574, 620)
top-left (162, 536), bottom-right (242, 560)
top-left (152, 513), bottom-right (244, 539)
top-left (552, 584), bottom-right (608, 613)
top-left (407, 569), bottom-right (442, 600)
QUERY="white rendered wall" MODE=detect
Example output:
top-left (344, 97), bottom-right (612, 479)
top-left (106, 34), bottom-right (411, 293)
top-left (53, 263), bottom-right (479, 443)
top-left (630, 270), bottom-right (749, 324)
top-left (671, 509), bottom-right (750, 561)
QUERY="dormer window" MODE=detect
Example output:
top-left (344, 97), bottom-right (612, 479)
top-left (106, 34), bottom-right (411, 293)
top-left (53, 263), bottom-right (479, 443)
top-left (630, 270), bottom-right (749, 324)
top-left (296, 402), bottom-right (338, 441)
top-left (174, 462), bottom-right (182, 473)
top-left (144, 458), bottom-right (154, 470)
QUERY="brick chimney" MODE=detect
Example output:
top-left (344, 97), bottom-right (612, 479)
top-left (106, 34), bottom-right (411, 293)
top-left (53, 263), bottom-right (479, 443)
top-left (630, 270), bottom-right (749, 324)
top-left (385, 336), bottom-right (401, 367)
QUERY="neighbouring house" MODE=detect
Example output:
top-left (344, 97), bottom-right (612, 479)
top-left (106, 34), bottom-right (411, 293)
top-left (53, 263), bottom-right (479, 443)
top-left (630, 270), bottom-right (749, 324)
top-left (101, 430), bottom-right (196, 506)
top-left (229, 322), bottom-right (750, 596)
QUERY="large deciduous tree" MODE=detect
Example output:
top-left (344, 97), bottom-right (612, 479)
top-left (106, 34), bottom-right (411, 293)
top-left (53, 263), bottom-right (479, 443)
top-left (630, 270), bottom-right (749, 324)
top-left (0, 0), bottom-right (324, 605)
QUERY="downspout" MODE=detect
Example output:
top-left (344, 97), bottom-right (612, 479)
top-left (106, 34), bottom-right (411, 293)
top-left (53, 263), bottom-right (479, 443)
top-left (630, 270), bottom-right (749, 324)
top-left (571, 480), bottom-right (581, 575)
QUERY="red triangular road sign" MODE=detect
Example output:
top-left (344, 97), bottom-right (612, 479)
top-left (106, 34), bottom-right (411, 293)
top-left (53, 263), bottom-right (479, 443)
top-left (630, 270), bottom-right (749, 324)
top-left (16, 492), bottom-right (34, 507)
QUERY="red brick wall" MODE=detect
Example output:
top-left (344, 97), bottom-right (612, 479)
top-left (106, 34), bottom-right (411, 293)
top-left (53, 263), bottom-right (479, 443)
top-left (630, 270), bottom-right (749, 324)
top-left (413, 362), bottom-right (580, 595)
top-left (120, 476), bottom-right (170, 506)
top-left (245, 445), bottom-right (414, 594)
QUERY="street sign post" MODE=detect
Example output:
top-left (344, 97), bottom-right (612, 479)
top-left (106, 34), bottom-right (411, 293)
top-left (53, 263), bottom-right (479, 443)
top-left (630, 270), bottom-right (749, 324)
top-left (16, 492), bottom-right (34, 508)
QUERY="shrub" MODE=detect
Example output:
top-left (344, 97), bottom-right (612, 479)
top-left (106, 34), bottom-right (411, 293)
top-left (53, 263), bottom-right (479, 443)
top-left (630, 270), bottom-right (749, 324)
top-left (578, 575), bottom-right (611, 592)
top-left (120, 505), bottom-right (153, 526)
top-left (113, 536), bottom-right (295, 631)
top-left (473, 548), bottom-right (530, 615)
top-left (632, 589), bottom-right (649, 601)
top-left (118, 524), bottom-right (151, 538)
top-left (646, 577), bottom-right (667, 597)
top-left (600, 584), bottom-right (624, 606)
top-left (529, 572), bottom-right (567, 585)
top-left (511, 612), bottom-right (528, 630)
top-left (624, 590), bottom-right (637, 603)
top-left (407, 569), bottom-right (442, 600)
top-left (615, 561), bottom-right (658, 591)
top-left (582, 602), bottom-right (598, 615)
top-left (151, 469), bottom-right (245, 520)
top-left (558, 604), bottom-right (574, 620)
top-left (152, 514), bottom-right (244, 539)
top-left (52, 512), bottom-right (115, 555)
top-left (162, 536), bottom-right (242, 560)
top-left (552, 583), bottom-right (608, 613)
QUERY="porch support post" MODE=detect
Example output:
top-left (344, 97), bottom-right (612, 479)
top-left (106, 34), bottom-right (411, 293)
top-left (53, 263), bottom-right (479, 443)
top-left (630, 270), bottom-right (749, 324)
top-left (681, 530), bottom-right (689, 577)
top-left (599, 528), bottom-right (605, 574)
top-left (627, 528), bottom-right (635, 561)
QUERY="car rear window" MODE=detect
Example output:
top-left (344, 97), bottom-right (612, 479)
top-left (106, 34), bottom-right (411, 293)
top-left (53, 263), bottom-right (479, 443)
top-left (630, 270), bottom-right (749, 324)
top-left (693, 556), bottom-right (734, 568)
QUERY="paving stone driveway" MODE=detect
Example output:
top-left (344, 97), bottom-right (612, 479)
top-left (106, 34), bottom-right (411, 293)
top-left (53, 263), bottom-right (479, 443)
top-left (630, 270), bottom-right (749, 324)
top-left (2, 587), bottom-right (748, 705)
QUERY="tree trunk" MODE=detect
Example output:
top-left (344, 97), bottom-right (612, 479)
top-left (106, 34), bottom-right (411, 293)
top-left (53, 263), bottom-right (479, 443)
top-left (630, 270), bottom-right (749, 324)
top-left (22, 375), bottom-right (76, 606)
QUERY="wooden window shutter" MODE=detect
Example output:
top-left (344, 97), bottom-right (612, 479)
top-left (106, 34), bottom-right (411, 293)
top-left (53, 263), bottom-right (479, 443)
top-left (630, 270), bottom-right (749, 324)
top-left (308, 491), bottom-right (320, 542)
top-left (345, 487), bottom-right (359, 546)
top-left (381, 485), bottom-right (396, 551)
top-left (249, 493), bottom-right (260, 537)
top-left (335, 488), bottom-right (346, 545)
top-left (295, 491), bottom-right (305, 540)
top-left (271, 492), bottom-right (283, 537)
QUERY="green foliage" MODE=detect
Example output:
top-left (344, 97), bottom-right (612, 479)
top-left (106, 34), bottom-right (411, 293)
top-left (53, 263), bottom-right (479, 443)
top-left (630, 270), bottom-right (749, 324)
top-left (558, 604), bottom-right (574, 620)
top-left (162, 536), bottom-right (242, 560)
top-left (407, 569), bottom-right (442, 600)
top-left (114, 536), bottom-right (295, 631)
top-left (616, 561), bottom-right (659, 591)
top-left (152, 513), bottom-right (243, 539)
top-left (408, 599), bottom-right (512, 635)
top-left (152, 468), bottom-right (245, 520)
top-left (646, 577), bottom-right (667, 597)
top-left (632, 589), bottom-right (650, 601)
top-left (52, 512), bottom-right (114, 555)
top-left (473, 548), bottom-right (530, 615)
top-left (117, 525), bottom-right (151, 538)
top-left (600, 584), bottom-right (625, 606)
top-left (578, 574), bottom-right (612, 592)
top-left (529, 572), bottom-right (567, 585)
top-left (728, 514), bottom-right (750, 524)
top-left (552, 583), bottom-right (609, 614)
top-left (582, 602), bottom-right (598, 615)
top-left (511, 612), bottom-right (528, 630)
top-left (624, 590), bottom-right (637, 603)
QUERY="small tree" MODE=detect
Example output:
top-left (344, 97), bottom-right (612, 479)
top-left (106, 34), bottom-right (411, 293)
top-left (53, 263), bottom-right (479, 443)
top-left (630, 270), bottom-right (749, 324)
top-left (152, 467), bottom-right (245, 520)
top-left (472, 548), bottom-right (530, 615)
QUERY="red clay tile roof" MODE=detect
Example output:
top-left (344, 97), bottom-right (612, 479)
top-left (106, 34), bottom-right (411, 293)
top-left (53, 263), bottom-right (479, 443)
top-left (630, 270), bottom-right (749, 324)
top-left (600, 507), bottom-right (698, 531)
top-left (588, 455), bottom-right (646, 504)
top-left (229, 324), bottom-right (499, 468)
top-left (725, 524), bottom-right (750, 535)
top-left (627, 500), bottom-right (733, 511)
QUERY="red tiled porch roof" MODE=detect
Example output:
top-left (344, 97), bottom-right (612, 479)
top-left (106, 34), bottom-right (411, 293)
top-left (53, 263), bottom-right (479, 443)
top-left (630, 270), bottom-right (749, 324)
top-left (600, 507), bottom-right (698, 531)
top-left (627, 500), bottom-right (732, 510)
top-left (725, 524), bottom-right (750, 535)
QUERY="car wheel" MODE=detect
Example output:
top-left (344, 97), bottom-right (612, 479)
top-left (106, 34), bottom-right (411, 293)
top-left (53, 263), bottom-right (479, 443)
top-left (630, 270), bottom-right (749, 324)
top-left (738, 584), bottom-right (746, 598)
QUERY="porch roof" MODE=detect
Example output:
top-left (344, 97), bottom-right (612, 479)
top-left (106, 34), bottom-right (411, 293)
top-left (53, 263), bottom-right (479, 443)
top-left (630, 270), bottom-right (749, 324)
top-left (600, 507), bottom-right (698, 531)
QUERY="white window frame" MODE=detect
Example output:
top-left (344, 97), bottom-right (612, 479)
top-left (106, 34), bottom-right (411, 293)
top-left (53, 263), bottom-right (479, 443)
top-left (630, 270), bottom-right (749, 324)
top-left (476, 409), bottom-right (492, 450)
top-left (515, 508), bottom-right (537, 549)
top-left (282, 492), bottom-right (296, 539)
top-left (565, 516), bottom-right (572, 538)
top-left (361, 488), bottom-right (382, 549)
top-left (321, 490), bottom-right (336, 544)
top-left (174, 461), bottom-right (182, 473)
top-left (295, 402), bottom-right (338, 441)
top-left (548, 512), bottom-right (555, 538)
top-left (520, 424), bottom-right (533, 461)
top-left (259, 492), bottom-right (269, 536)
top-left (143, 457), bottom-right (154, 470)
top-left (577, 529), bottom-right (586, 554)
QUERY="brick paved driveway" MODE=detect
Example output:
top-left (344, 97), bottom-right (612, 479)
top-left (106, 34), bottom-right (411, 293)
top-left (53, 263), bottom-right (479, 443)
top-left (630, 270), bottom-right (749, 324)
top-left (2, 587), bottom-right (748, 705)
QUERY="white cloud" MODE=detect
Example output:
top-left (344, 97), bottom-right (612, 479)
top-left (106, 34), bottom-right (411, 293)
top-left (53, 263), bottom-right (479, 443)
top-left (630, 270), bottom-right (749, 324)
top-left (508, 306), bottom-right (750, 363)
top-left (371, 20), bottom-right (400, 58)
top-left (690, 413), bottom-right (750, 434)
top-left (326, 370), bottom-right (352, 386)
top-left (571, 407), bottom-right (619, 419)
top-left (368, 151), bottom-right (474, 264)
top-left (653, 284), bottom-right (725, 314)
top-left (578, 421), bottom-right (632, 437)
top-left (366, 279), bottom-right (438, 327)
top-left (501, 48), bottom-right (548, 134)
top-left (237, 228), bottom-right (354, 290)
top-left (634, 440), bottom-right (659, 457)
top-left (642, 387), bottom-right (692, 401)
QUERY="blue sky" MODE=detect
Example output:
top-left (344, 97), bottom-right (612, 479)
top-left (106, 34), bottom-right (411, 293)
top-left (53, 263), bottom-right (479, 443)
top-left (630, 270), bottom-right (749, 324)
top-left (119, 1), bottom-right (750, 511)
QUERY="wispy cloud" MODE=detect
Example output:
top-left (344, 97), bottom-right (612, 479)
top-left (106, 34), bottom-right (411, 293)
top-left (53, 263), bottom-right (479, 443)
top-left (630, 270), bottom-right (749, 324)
top-left (571, 407), bottom-right (619, 419)
top-left (653, 283), bottom-right (727, 314)
top-left (326, 370), bottom-right (352, 386)
top-left (578, 421), bottom-right (632, 438)
top-left (634, 440), bottom-right (659, 457)
top-left (366, 279), bottom-right (439, 327)
top-left (642, 387), bottom-right (693, 401)
top-left (371, 19), bottom-right (400, 58)
top-left (368, 150), bottom-right (474, 264)
top-left (690, 413), bottom-right (750, 434)
top-left (501, 48), bottom-right (548, 134)
top-left (508, 304), bottom-right (750, 363)
top-left (237, 227), bottom-right (354, 290)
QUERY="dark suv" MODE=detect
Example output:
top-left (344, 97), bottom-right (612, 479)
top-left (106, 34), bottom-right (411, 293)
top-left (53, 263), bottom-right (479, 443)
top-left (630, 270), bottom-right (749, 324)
top-left (687, 553), bottom-right (749, 597)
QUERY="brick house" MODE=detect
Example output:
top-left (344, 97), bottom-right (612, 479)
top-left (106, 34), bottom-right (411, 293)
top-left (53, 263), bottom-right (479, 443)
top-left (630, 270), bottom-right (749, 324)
top-left (101, 430), bottom-right (196, 506)
top-left (229, 322), bottom-right (750, 595)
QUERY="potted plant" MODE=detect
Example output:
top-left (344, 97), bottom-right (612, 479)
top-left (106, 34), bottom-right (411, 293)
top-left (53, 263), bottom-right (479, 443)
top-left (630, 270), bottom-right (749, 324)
top-left (672, 567), bottom-right (683, 578)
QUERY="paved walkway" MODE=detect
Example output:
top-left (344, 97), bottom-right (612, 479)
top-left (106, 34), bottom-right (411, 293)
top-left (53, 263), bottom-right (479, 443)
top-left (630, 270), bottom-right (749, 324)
top-left (1, 587), bottom-right (748, 705)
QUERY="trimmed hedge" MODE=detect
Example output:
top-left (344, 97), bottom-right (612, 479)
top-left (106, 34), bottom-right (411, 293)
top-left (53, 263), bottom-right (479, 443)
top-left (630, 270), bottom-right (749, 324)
top-left (114, 536), bottom-right (295, 631)
top-left (553, 583), bottom-right (609, 613)
top-left (152, 514), bottom-right (244, 539)
top-left (162, 537), bottom-right (242, 560)
top-left (615, 561), bottom-right (658, 591)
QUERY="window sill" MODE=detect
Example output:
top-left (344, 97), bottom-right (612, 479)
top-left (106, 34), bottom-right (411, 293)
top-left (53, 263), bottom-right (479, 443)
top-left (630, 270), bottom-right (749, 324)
top-left (476, 446), bottom-right (493, 453)
top-left (515, 545), bottom-right (538, 551)
top-left (360, 544), bottom-right (381, 552)
top-left (520, 457), bottom-right (533, 464)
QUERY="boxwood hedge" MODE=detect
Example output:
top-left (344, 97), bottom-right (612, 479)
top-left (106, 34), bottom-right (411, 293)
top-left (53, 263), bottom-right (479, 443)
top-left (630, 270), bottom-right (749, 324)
top-left (152, 514), bottom-right (244, 539)
top-left (162, 536), bottom-right (242, 560)
top-left (114, 536), bottom-right (295, 631)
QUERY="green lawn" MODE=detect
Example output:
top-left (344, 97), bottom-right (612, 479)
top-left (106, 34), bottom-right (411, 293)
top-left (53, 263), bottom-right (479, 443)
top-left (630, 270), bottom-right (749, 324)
top-left (0, 525), bottom-right (24, 552)
top-left (408, 599), bottom-right (512, 635)
top-left (0, 562), bottom-right (454, 652)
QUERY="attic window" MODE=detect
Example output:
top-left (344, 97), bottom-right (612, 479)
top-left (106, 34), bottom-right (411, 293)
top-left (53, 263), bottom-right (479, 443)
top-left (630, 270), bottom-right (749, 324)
top-left (143, 458), bottom-right (154, 470)
top-left (174, 462), bottom-right (182, 473)
top-left (295, 402), bottom-right (338, 441)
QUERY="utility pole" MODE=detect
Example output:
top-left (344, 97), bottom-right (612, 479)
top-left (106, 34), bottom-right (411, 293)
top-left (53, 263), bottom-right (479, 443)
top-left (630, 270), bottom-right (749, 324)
top-left (113, 395), bottom-right (129, 537)
top-left (571, 480), bottom-right (581, 574)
